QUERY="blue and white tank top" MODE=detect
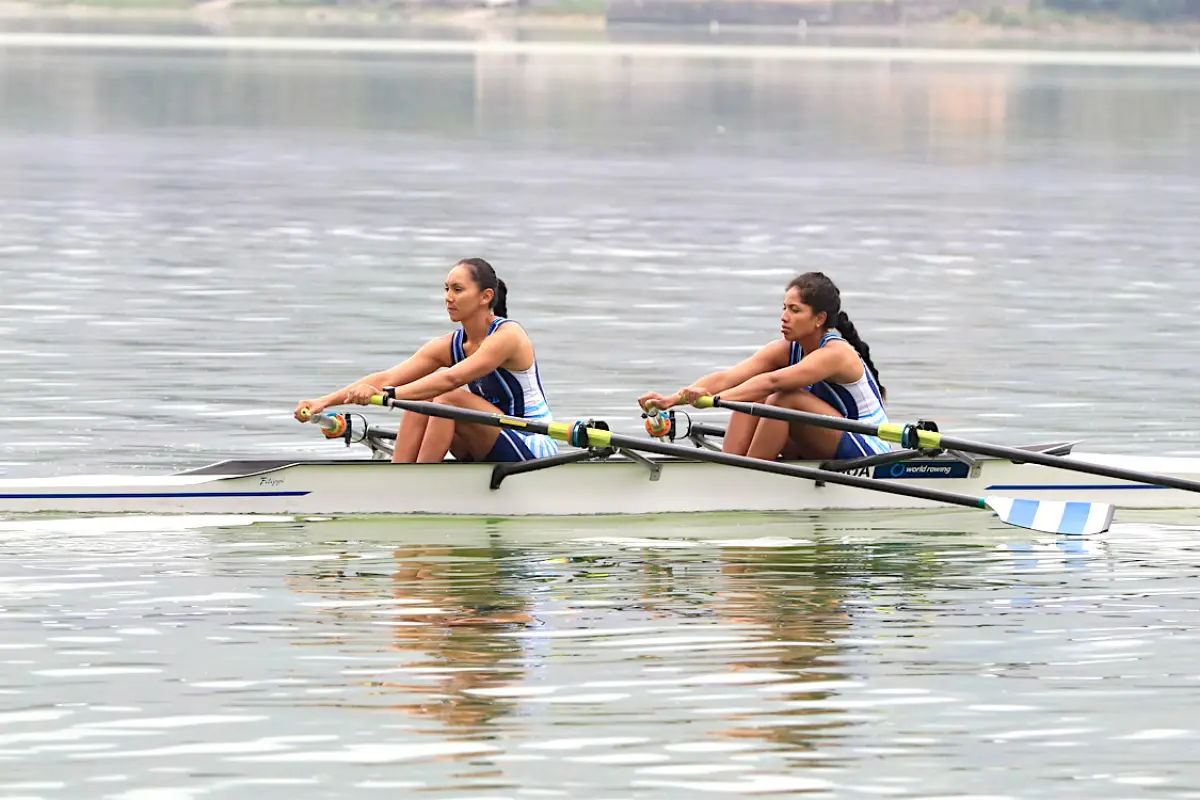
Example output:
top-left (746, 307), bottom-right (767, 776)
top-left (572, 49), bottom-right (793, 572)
top-left (789, 330), bottom-right (888, 427)
top-left (450, 318), bottom-right (553, 422)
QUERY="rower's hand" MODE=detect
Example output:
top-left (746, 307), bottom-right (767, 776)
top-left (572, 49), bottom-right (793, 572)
top-left (344, 384), bottom-right (381, 405)
top-left (677, 386), bottom-right (710, 406)
top-left (294, 399), bottom-right (325, 422)
top-left (638, 392), bottom-right (676, 412)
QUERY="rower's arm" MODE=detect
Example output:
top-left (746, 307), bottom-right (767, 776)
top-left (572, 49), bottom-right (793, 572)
top-left (317, 335), bottom-right (452, 408)
top-left (690, 341), bottom-right (790, 395)
top-left (390, 326), bottom-right (522, 402)
top-left (717, 345), bottom-right (847, 402)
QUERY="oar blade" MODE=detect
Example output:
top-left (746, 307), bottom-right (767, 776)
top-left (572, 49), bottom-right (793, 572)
top-left (985, 496), bottom-right (1115, 536)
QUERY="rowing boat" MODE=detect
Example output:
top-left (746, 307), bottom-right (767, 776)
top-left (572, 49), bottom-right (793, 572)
top-left (2, 407), bottom-right (1198, 519)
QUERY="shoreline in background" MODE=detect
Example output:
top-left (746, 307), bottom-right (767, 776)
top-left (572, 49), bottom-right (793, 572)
top-left (2, 1), bottom-right (1200, 49)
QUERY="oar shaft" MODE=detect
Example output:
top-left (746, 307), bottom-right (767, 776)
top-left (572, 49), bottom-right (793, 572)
top-left (707, 399), bottom-right (879, 437)
top-left (706, 396), bottom-right (1200, 495)
top-left (370, 396), bottom-right (987, 511)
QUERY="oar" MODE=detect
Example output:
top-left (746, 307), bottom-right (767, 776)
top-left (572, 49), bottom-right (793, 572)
top-left (695, 396), bottom-right (1200, 495)
top-left (354, 395), bottom-right (1114, 535)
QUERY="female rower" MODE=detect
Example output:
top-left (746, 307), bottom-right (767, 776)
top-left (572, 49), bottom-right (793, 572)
top-left (293, 258), bottom-right (558, 464)
top-left (637, 271), bottom-right (888, 462)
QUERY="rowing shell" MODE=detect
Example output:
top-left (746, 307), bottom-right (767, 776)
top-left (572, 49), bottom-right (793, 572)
top-left (1, 449), bottom-right (1198, 517)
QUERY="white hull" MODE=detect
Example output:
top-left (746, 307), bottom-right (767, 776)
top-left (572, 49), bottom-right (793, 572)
top-left (2, 450), bottom-right (1199, 517)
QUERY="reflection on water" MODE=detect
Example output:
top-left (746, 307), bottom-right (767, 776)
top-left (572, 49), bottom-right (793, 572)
top-left (286, 537), bottom-right (541, 733)
top-left (1, 513), bottom-right (1199, 796)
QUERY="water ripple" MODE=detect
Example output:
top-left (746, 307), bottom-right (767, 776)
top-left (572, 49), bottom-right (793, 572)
top-left (0, 514), bottom-right (1198, 795)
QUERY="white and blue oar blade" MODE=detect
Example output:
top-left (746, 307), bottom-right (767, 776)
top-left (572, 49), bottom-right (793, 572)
top-left (984, 496), bottom-right (1115, 536)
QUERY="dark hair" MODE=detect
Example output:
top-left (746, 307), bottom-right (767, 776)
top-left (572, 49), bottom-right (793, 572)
top-left (456, 257), bottom-right (507, 318)
top-left (786, 271), bottom-right (886, 401)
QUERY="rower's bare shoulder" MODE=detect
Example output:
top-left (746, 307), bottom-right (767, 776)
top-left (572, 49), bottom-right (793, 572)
top-left (756, 339), bottom-right (792, 365)
top-left (416, 332), bottom-right (455, 367)
top-left (490, 320), bottom-right (531, 342)
top-left (825, 338), bottom-right (857, 355)
top-left (489, 320), bottom-right (535, 369)
top-left (823, 339), bottom-right (865, 377)
top-left (423, 331), bottom-right (456, 349)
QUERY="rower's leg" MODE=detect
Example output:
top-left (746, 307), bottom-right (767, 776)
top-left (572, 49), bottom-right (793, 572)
top-left (722, 411), bottom-right (761, 456)
top-left (392, 412), bottom-right (430, 463)
top-left (447, 431), bottom-right (471, 462)
top-left (415, 389), bottom-right (504, 463)
top-left (416, 415), bottom-right (458, 463)
top-left (745, 410), bottom-right (789, 461)
top-left (746, 389), bottom-right (844, 461)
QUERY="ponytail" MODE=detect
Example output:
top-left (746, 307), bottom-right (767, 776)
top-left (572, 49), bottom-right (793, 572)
top-left (835, 310), bottom-right (886, 402)
top-left (494, 278), bottom-right (508, 318)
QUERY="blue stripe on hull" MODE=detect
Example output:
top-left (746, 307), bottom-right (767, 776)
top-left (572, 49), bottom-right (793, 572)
top-left (0, 491), bottom-right (311, 500)
top-left (986, 484), bottom-right (1167, 491)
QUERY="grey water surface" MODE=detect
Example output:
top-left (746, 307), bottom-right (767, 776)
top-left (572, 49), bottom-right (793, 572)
top-left (1, 34), bottom-right (1199, 798)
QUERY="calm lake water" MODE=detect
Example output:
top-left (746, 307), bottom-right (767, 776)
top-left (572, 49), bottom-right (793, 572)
top-left (1, 31), bottom-right (1199, 798)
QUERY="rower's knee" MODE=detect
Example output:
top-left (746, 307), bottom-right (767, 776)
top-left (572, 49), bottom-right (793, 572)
top-left (770, 388), bottom-right (843, 417)
top-left (433, 390), bottom-right (468, 407)
top-left (767, 388), bottom-right (812, 408)
top-left (768, 388), bottom-right (846, 423)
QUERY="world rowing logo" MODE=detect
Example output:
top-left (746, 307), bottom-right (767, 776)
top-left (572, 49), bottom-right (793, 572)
top-left (879, 462), bottom-right (971, 479)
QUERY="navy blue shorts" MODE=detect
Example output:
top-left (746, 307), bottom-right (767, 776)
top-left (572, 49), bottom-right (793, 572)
top-left (832, 432), bottom-right (891, 460)
top-left (459, 429), bottom-right (559, 463)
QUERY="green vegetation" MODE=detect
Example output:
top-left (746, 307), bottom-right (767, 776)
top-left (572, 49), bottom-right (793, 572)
top-left (527, 0), bottom-right (610, 17)
top-left (950, 1), bottom-right (1198, 28)
top-left (1040, 0), bottom-right (1198, 23)
top-left (983, 5), bottom-right (1027, 26)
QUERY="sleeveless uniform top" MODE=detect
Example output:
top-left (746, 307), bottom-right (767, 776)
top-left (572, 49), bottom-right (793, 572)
top-left (449, 317), bottom-right (558, 460)
top-left (789, 330), bottom-right (890, 457)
